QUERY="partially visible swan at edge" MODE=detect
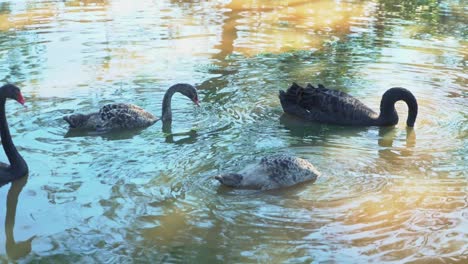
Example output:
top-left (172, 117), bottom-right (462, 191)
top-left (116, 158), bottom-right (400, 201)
top-left (63, 83), bottom-right (199, 131)
top-left (215, 154), bottom-right (320, 190)
top-left (0, 84), bottom-right (28, 186)
top-left (279, 83), bottom-right (418, 127)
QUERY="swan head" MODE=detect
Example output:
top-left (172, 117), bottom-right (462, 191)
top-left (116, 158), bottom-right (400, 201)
top-left (63, 114), bottom-right (89, 129)
top-left (6, 236), bottom-right (35, 260)
top-left (1, 84), bottom-right (25, 105)
top-left (215, 173), bottom-right (243, 188)
top-left (179, 84), bottom-right (200, 106)
top-left (379, 87), bottom-right (418, 127)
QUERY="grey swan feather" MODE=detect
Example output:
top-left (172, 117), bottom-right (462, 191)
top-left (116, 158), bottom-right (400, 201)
top-left (63, 83), bottom-right (199, 131)
top-left (215, 154), bottom-right (320, 190)
top-left (279, 83), bottom-right (418, 127)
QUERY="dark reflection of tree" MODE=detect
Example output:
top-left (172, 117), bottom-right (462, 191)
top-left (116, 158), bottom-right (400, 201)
top-left (0, 4), bottom-right (48, 85)
top-left (376, 0), bottom-right (466, 38)
top-left (2, 176), bottom-right (35, 261)
top-left (0, 2), bottom-right (11, 13)
top-left (0, 33), bottom-right (36, 84)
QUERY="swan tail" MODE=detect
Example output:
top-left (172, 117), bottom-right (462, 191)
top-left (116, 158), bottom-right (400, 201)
top-left (63, 115), bottom-right (76, 128)
top-left (279, 82), bottom-right (304, 105)
top-left (63, 114), bottom-right (91, 129)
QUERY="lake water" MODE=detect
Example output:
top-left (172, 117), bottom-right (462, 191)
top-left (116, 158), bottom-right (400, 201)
top-left (0, 0), bottom-right (466, 263)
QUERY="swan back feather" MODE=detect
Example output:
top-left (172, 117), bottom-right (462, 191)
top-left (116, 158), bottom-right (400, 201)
top-left (64, 103), bottom-right (158, 131)
top-left (216, 154), bottom-right (320, 190)
top-left (98, 103), bottom-right (158, 129)
top-left (279, 83), bottom-right (378, 125)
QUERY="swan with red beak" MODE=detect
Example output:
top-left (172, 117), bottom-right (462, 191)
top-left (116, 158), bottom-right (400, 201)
top-left (0, 84), bottom-right (29, 185)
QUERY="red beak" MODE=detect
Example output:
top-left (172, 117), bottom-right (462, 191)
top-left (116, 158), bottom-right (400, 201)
top-left (194, 99), bottom-right (200, 107)
top-left (17, 92), bottom-right (26, 105)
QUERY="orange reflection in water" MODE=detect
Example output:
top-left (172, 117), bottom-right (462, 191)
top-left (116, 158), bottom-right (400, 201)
top-left (219, 0), bottom-right (369, 56)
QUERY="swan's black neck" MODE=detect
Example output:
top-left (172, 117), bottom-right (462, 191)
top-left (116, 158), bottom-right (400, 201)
top-left (161, 84), bottom-right (192, 122)
top-left (377, 87), bottom-right (418, 127)
top-left (0, 98), bottom-right (27, 172)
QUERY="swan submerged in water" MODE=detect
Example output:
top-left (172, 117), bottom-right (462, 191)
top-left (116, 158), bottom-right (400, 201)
top-left (279, 83), bottom-right (418, 127)
top-left (63, 83), bottom-right (199, 131)
top-left (0, 84), bottom-right (28, 185)
top-left (215, 154), bottom-right (320, 190)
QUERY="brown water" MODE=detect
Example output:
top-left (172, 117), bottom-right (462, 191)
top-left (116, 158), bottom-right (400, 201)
top-left (0, 0), bottom-right (466, 263)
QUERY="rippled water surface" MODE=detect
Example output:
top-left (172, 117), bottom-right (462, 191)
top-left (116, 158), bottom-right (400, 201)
top-left (0, 0), bottom-right (466, 263)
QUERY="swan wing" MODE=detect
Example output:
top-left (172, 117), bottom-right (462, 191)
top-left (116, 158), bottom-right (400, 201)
top-left (301, 84), bottom-right (367, 112)
top-left (260, 155), bottom-right (319, 187)
top-left (98, 103), bottom-right (158, 129)
top-left (280, 83), bottom-right (377, 124)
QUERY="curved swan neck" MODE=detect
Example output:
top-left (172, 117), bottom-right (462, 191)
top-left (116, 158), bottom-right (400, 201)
top-left (161, 83), bottom-right (194, 122)
top-left (377, 87), bottom-right (418, 127)
top-left (0, 98), bottom-right (27, 170)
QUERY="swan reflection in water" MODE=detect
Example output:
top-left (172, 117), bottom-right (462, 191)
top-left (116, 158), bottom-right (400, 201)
top-left (280, 113), bottom-right (416, 147)
top-left (2, 176), bottom-right (35, 261)
top-left (377, 126), bottom-right (417, 165)
top-left (280, 113), bottom-right (417, 175)
top-left (279, 113), bottom-right (369, 138)
top-left (161, 120), bottom-right (198, 145)
top-left (378, 126), bottom-right (416, 148)
top-left (164, 130), bottom-right (198, 145)
top-left (64, 126), bottom-right (147, 140)
top-left (65, 121), bottom-right (199, 145)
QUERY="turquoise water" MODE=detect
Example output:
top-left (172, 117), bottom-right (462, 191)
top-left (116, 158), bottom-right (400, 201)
top-left (0, 0), bottom-right (466, 263)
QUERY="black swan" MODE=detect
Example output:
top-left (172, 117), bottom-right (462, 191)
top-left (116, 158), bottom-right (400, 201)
top-left (63, 83), bottom-right (199, 131)
top-left (0, 84), bottom-right (28, 186)
top-left (279, 83), bottom-right (418, 127)
top-left (215, 154), bottom-right (320, 190)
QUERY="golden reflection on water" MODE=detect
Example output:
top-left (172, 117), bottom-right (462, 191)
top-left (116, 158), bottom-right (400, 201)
top-left (336, 176), bottom-right (467, 260)
top-left (224, 0), bottom-right (367, 55)
top-left (0, 0), bottom-right (368, 57)
top-left (0, 10), bottom-right (54, 31)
